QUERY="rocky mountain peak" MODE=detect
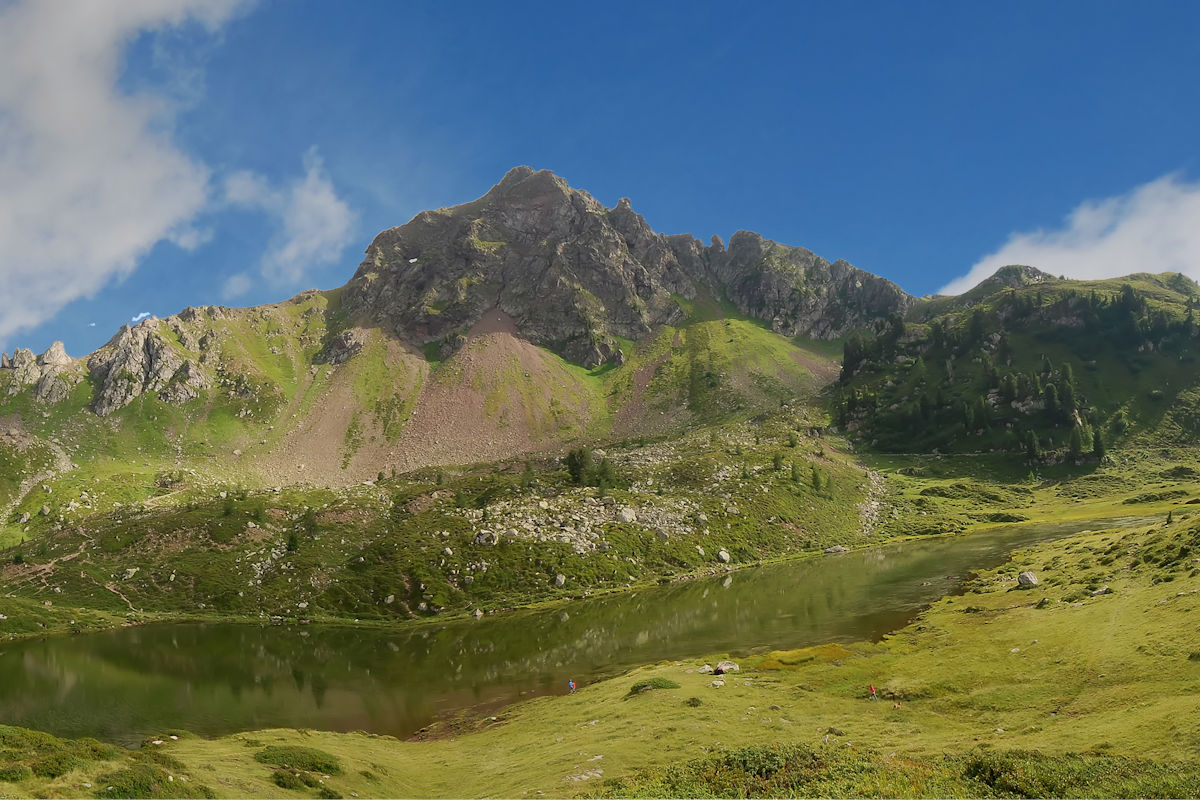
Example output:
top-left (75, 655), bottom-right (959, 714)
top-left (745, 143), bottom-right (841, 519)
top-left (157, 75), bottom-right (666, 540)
top-left (37, 341), bottom-right (72, 367)
top-left (343, 167), bottom-right (915, 367)
top-left (343, 168), bottom-right (688, 367)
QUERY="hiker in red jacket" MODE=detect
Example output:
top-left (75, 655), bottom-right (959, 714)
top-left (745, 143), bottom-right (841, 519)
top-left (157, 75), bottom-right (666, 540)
top-left (868, 684), bottom-right (878, 700)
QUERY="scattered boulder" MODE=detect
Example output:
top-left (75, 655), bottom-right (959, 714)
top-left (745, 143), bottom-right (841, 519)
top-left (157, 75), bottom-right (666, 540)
top-left (122, 567), bottom-right (139, 580)
top-left (473, 529), bottom-right (499, 546)
top-left (39, 505), bottom-right (49, 516)
top-left (17, 512), bottom-right (29, 524)
top-left (1090, 585), bottom-right (1112, 596)
top-left (826, 726), bottom-right (845, 736)
top-left (554, 573), bottom-right (567, 588)
top-left (717, 549), bottom-right (731, 563)
top-left (616, 507), bottom-right (637, 524)
top-left (714, 660), bottom-right (739, 675)
top-left (710, 679), bottom-right (725, 688)
top-left (824, 545), bottom-right (849, 554)
top-left (1017, 571), bottom-right (1039, 587)
top-left (697, 664), bottom-right (714, 674)
top-left (442, 547), bottom-right (453, 556)
top-left (473, 608), bottom-right (484, 618)
top-left (384, 594), bottom-right (395, 604)
top-left (1036, 597), bottom-right (1050, 609)
top-left (321, 328), bottom-right (367, 365)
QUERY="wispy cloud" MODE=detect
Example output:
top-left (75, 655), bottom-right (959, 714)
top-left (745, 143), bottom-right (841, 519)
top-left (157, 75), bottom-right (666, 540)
top-left (942, 174), bottom-right (1200, 295)
top-left (221, 272), bottom-right (254, 300)
top-left (0, 0), bottom-right (248, 347)
top-left (131, 312), bottom-right (152, 323)
top-left (224, 147), bottom-right (356, 288)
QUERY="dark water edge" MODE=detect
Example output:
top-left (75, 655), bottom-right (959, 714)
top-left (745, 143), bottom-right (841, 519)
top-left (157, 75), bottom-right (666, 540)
top-left (0, 516), bottom-right (1147, 746)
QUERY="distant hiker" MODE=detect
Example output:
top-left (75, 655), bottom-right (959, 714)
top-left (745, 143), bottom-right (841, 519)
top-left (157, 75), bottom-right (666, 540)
top-left (568, 680), bottom-right (576, 693)
top-left (868, 684), bottom-right (877, 701)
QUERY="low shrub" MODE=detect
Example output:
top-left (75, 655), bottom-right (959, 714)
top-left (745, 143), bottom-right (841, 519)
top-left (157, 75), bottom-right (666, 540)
top-left (626, 677), bottom-right (681, 696)
top-left (254, 746), bottom-right (342, 775)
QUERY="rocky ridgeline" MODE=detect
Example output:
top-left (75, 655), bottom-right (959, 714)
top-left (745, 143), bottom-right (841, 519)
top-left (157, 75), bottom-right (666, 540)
top-left (343, 166), bottom-right (915, 367)
top-left (1, 340), bottom-right (83, 404)
top-left (2, 166), bottom-right (913, 418)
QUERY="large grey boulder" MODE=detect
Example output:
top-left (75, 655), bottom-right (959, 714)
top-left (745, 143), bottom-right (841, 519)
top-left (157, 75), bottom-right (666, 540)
top-left (473, 529), bottom-right (500, 546)
top-left (1017, 571), bottom-right (1039, 587)
top-left (714, 660), bottom-right (740, 674)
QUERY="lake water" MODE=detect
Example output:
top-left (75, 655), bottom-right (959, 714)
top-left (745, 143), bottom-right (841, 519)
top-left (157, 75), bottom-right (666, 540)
top-left (0, 517), bottom-right (1142, 746)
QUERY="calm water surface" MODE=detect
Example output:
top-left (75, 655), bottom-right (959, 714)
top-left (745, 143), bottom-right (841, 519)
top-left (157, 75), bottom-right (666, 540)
top-left (0, 517), bottom-right (1142, 746)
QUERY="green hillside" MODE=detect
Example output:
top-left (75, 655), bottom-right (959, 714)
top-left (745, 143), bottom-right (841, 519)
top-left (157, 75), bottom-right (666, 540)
top-left (835, 271), bottom-right (1200, 460)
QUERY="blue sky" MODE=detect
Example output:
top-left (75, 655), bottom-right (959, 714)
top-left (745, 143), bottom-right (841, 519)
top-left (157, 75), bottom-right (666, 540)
top-left (3, 1), bottom-right (1200, 356)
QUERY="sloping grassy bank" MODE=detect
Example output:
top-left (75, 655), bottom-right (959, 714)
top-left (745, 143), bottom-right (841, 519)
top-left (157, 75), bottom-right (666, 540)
top-left (2, 512), bottom-right (1195, 798)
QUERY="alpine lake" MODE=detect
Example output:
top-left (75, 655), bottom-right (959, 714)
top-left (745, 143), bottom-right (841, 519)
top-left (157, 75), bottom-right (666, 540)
top-left (0, 517), bottom-right (1144, 747)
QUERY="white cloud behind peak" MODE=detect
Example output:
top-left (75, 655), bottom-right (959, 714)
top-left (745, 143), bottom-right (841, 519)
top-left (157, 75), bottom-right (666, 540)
top-left (222, 148), bottom-right (356, 297)
top-left (941, 174), bottom-right (1200, 296)
top-left (0, 0), bottom-right (248, 347)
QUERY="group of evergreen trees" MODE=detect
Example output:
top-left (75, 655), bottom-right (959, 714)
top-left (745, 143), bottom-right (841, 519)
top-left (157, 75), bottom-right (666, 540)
top-left (834, 282), bottom-right (1191, 461)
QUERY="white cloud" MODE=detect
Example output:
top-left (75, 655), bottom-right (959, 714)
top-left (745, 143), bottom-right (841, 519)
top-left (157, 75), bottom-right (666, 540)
top-left (0, 0), bottom-right (247, 347)
top-left (224, 148), bottom-right (356, 287)
top-left (131, 312), bottom-right (152, 323)
top-left (221, 272), bottom-right (254, 300)
top-left (942, 174), bottom-right (1200, 295)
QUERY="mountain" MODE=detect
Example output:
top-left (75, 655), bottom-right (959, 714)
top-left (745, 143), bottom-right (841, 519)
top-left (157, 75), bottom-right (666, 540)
top-left (3, 166), bottom-right (1200, 629)
top-left (0, 167), bottom-right (910, 489)
top-left (343, 165), bottom-right (914, 367)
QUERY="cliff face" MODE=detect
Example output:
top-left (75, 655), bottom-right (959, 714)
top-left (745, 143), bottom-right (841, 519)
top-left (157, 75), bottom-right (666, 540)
top-left (342, 167), bottom-right (914, 367)
top-left (695, 231), bottom-right (917, 339)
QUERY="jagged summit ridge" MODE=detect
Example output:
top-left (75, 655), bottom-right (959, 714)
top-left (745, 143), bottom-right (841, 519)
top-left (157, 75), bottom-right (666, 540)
top-left (343, 167), bottom-right (915, 366)
top-left (2, 166), bottom-right (915, 414)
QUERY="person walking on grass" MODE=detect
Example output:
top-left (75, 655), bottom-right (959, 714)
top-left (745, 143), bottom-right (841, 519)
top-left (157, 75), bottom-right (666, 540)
top-left (868, 684), bottom-right (877, 701)
top-left (568, 679), bottom-right (576, 694)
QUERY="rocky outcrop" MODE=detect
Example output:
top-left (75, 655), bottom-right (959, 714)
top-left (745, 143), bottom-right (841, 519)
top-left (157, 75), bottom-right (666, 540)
top-left (694, 231), bottom-right (916, 338)
top-left (158, 359), bottom-right (209, 405)
top-left (8, 348), bottom-right (41, 387)
top-left (87, 319), bottom-right (205, 415)
top-left (0, 342), bottom-right (83, 404)
top-left (319, 328), bottom-right (367, 365)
